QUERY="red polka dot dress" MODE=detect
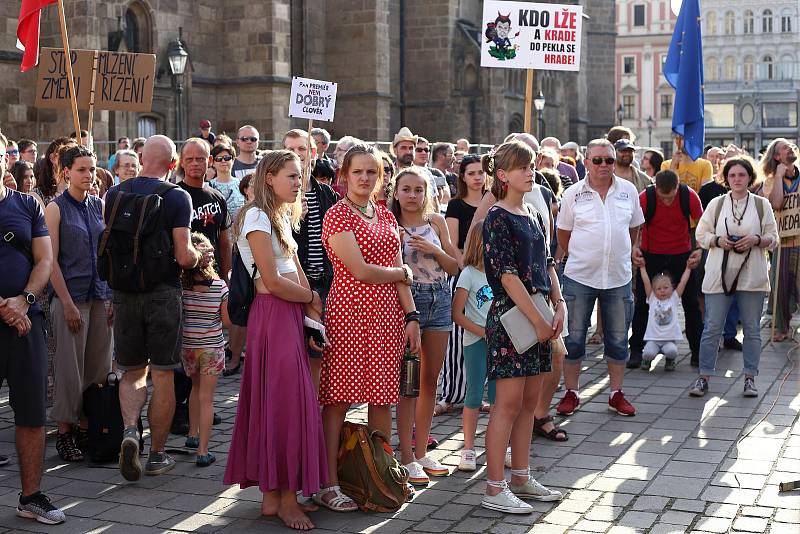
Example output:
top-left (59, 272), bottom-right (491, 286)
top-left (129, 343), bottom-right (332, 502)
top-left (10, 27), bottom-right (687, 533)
top-left (320, 201), bottom-right (405, 405)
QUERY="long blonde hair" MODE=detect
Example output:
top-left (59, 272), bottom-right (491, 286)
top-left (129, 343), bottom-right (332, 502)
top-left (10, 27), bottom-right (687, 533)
top-left (462, 220), bottom-right (485, 271)
top-left (388, 166), bottom-right (436, 221)
top-left (233, 150), bottom-right (301, 254)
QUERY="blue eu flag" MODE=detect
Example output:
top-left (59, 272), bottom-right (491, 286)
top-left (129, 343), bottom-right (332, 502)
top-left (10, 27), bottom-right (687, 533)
top-left (663, 0), bottom-right (704, 160)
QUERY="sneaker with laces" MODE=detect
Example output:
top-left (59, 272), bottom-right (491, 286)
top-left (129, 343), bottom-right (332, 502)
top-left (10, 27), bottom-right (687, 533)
top-left (416, 455), bottom-right (449, 477)
top-left (404, 461), bottom-right (430, 486)
top-left (509, 476), bottom-right (563, 502)
top-left (144, 450), bottom-right (176, 476)
top-left (504, 447), bottom-right (512, 468)
top-left (17, 492), bottom-right (66, 525)
top-left (119, 426), bottom-right (142, 481)
top-left (689, 376), bottom-right (709, 397)
top-left (556, 389), bottom-right (580, 416)
top-left (482, 482), bottom-right (534, 514)
top-left (743, 377), bottom-right (758, 397)
top-left (608, 390), bottom-right (636, 416)
top-left (458, 449), bottom-right (477, 472)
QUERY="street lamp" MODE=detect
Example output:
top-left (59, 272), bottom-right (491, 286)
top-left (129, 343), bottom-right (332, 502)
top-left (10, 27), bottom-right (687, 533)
top-left (167, 37), bottom-right (189, 141)
top-left (534, 91), bottom-right (546, 139)
top-left (617, 103), bottom-right (625, 125)
top-left (646, 115), bottom-right (656, 147)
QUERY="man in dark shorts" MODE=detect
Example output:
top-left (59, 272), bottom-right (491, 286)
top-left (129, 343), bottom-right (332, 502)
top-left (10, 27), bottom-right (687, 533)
top-left (108, 135), bottom-right (200, 481)
top-left (0, 132), bottom-right (66, 524)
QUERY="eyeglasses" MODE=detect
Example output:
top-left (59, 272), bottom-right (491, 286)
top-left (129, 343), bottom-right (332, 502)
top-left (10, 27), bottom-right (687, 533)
top-left (6, 149), bottom-right (18, 156)
top-left (591, 157), bottom-right (616, 165)
top-left (214, 155), bottom-right (234, 162)
top-left (415, 147), bottom-right (430, 153)
top-left (239, 136), bottom-right (258, 143)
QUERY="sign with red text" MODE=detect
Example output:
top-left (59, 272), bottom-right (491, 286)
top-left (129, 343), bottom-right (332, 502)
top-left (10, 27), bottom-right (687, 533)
top-left (35, 48), bottom-right (156, 112)
top-left (480, 1), bottom-right (583, 71)
top-left (288, 76), bottom-right (337, 122)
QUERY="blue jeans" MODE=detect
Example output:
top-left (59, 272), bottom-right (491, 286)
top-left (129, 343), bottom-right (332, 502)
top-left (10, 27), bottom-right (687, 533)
top-left (699, 291), bottom-right (766, 377)
top-left (562, 277), bottom-right (633, 363)
top-left (723, 295), bottom-right (739, 340)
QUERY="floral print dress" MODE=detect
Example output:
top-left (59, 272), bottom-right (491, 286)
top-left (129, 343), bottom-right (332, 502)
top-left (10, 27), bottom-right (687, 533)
top-left (482, 205), bottom-right (552, 380)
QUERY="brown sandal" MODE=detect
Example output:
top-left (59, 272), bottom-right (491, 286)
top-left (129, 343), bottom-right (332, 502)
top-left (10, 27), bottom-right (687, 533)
top-left (433, 403), bottom-right (453, 416)
top-left (533, 416), bottom-right (568, 442)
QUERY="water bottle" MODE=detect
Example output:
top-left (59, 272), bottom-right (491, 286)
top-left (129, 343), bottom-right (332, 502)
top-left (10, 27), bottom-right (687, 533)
top-left (399, 349), bottom-right (420, 398)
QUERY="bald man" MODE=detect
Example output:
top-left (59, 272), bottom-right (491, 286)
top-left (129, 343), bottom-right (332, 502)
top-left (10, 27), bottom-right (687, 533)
top-left (106, 134), bottom-right (200, 482)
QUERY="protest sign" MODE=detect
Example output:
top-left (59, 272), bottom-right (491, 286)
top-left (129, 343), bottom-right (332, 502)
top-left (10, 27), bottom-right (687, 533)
top-left (480, 1), bottom-right (583, 72)
top-left (35, 48), bottom-right (156, 112)
top-left (288, 76), bottom-right (337, 122)
top-left (778, 192), bottom-right (800, 240)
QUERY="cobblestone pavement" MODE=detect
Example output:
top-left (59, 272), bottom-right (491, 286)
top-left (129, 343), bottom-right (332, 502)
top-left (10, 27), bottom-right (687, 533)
top-left (0, 330), bottom-right (797, 533)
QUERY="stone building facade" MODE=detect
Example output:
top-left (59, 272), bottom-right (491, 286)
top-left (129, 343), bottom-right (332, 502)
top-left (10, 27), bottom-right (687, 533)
top-left (0, 0), bottom-right (616, 152)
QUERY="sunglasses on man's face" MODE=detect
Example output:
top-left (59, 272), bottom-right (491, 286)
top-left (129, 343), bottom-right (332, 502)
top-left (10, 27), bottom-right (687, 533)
top-left (415, 147), bottom-right (430, 153)
top-left (214, 155), bottom-right (234, 162)
top-left (591, 157), bottom-right (616, 165)
top-left (239, 136), bottom-right (258, 143)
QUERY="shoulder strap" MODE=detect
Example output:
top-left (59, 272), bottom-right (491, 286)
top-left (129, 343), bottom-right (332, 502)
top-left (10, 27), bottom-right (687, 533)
top-left (644, 185), bottom-right (656, 224)
top-left (154, 181), bottom-right (178, 196)
top-left (679, 184), bottom-right (691, 220)
top-left (713, 194), bottom-right (726, 228)
top-left (0, 224), bottom-right (33, 264)
top-left (754, 194), bottom-right (765, 233)
top-left (97, 189), bottom-right (126, 256)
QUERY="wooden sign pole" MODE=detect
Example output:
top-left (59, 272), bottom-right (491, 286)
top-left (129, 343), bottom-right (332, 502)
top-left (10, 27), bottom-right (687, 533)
top-left (86, 51), bottom-right (99, 139)
top-left (770, 239), bottom-right (783, 344)
top-left (56, 0), bottom-right (82, 145)
top-left (523, 69), bottom-right (535, 134)
top-left (304, 119), bottom-right (314, 192)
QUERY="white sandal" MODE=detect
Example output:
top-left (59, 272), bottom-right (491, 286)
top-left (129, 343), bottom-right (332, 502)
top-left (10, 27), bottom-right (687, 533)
top-left (312, 485), bottom-right (358, 512)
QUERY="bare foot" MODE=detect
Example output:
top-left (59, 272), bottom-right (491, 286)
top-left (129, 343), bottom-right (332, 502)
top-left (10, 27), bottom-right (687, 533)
top-left (261, 491), bottom-right (280, 516)
top-left (278, 503), bottom-right (315, 531)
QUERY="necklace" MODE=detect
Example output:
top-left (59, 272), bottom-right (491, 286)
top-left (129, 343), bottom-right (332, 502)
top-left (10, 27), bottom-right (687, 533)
top-left (730, 192), bottom-right (749, 226)
top-left (346, 195), bottom-right (375, 219)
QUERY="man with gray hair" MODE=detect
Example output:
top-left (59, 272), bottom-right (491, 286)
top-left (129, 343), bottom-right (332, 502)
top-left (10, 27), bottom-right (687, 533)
top-left (556, 138), bottom-right (644, 418)
top-left (311, 128), bottom-right (332, 163)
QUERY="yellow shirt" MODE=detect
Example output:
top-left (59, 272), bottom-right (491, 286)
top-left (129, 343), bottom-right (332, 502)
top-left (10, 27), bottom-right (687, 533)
top-left (661, 158), bottom-right (713, 193)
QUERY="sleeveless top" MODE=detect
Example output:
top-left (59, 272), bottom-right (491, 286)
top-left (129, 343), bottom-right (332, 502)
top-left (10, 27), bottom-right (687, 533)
top-left (401, 222), bottom-right (446, 283)
top-left (53, 192), bottom-right (111, 302)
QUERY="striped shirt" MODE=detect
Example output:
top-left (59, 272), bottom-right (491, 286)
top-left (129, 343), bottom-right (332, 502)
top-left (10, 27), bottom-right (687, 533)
top-left (181, 279), bottom-right (229, 349)
top-left (305, 188), bottom-right (324, 279)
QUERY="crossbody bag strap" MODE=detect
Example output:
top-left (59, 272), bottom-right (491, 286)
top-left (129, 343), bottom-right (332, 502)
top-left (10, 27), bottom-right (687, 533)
top-left (0, 224), bottom-right (33, 265)
top-left (97, 189), bottom-right (125, 255)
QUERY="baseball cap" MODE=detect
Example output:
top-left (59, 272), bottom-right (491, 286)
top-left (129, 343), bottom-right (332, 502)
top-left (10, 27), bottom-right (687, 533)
top-left (614, 139), bottom-right (637, 151)
top-left (199, 119), bottom-right (211, 128)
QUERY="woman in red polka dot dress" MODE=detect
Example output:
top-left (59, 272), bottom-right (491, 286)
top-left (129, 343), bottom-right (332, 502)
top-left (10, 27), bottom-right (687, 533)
top-left (314, 143), bottom-right (421, 512)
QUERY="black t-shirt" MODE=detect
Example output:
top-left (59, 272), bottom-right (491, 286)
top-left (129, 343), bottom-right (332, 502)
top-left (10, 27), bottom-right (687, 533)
top-left (699, 181), bottom-right (727, 209)
top-left (178, 181), bottom-right (232, 270)
top-left (445, 198), bottom-right (479, 249)
top-left (232, 157), bottom-right (260, 180)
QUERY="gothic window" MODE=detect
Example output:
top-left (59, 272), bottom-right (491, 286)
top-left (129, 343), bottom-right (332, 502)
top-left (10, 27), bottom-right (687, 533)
top-left (137, 116), bottom-right (157, 138)
top-left (125, 2), bottom-right (153, 53)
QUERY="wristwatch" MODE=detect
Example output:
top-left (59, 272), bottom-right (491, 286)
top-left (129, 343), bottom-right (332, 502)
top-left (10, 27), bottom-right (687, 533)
top-left (21, 290), bottom-right (36, 305)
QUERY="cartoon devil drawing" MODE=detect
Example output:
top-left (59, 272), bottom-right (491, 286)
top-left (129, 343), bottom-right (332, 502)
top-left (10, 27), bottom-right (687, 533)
top-left (485, 12), bottom-right (520, 61)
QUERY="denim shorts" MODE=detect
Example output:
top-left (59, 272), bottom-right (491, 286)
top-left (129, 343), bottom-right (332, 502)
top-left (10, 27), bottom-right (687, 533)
top-left (411, 279), bottom-right (453, 332)
top-left (113, 284), bottom-right (183, 370)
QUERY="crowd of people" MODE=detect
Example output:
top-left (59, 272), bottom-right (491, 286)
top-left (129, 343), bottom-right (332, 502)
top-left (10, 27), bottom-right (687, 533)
top-left (0, 119), bottom-right (791, 529)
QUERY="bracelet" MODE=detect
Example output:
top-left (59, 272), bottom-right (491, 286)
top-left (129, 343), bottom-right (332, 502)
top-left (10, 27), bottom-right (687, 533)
top-left (307, 289), bottom-right (315, 304)
top-left (401, 265), bottom-right (410, 282)
top-left (546, 256), bottom-right (556, 267)
top-left (714, 236), bottom-right (721, 248)
top-left (404, 311), bottom-right (420, 324)
top-left (756, 235), bottom-right (762, 247)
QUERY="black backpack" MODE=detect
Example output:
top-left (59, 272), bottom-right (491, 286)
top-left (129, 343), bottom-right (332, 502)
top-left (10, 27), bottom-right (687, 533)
top-left (644, 183), bottom-right (691, 227)
top-left (82, 373), bottom-right (143, 464)
top-left (97, 180), bottom-right (179, 292)
top-left (228, 243), bottom-right (258, 327)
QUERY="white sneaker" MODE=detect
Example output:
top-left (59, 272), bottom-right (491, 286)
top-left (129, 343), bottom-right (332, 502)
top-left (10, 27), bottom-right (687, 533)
top-left (404, 461), bottom-right (430, 486)
top-left (482, 482), bottom-right (534, 514)
top-left (509, 476), bottom-right (563, 502)
top-left (458, 449), bottom-right (477, 472)
top-left (416, 455), bottom-right (450, 477)
top-left (504, 447), bottom-right (512, 468)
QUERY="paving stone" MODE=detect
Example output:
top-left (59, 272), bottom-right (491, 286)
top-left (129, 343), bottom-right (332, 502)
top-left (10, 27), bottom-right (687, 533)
top-left (526, 525), bottom-right (567, 534)
top-left (542, 509), bottom-right (581, 526)
top-left (413, 518), bottom-right (457, 532)
top-left (584, 504), bottom-right (622, 521)
top-left (662, 460), bottom-right (718, 478)
top-left (732, 516), bottom-right (768, 533)
top-left (694, 516), bottom-right (733, 533)
top-left (618, 511), bottom-right (658, 528)
top-left (607, 527), bottom-right (645, 534)
top-left (588, 476), bottom-right (648, 494)
top-left (740, 506), bottom-right (773, 518)
top-left (157, 511), bottom-right (235, 532)
top-left (452, 517), bottom-right (495, 532)
top-left (701, 486), bottom-right (760, 505)
top-left (644, 475), bottom-right (706, 499)
top-left (572, 519), bottom-right (611, 532)
top-left (773, 508), bottom-right (800, 522)
top-left (631, 495), bottom-right (669, 512)
top-left (650, 524), bottom-right (689, 534)
top-left (95, 503), bottom-right (182, 527)
top-left (705, 503), bottom-right (739, 518)
top-left (659, 510), bottom-right (696, 526)
top-left (553, 499), bottom-right (593, 513)
top-left (430, 503), bottom-right (474, 521)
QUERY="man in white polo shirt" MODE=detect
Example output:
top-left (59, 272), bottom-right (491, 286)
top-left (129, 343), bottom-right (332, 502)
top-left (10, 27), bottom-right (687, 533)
top-left (556, 139), bottom-right (644, 417)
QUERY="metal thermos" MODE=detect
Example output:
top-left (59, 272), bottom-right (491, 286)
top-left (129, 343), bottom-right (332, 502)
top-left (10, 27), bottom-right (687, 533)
top-left (399, 350), bottom-right (420, 398)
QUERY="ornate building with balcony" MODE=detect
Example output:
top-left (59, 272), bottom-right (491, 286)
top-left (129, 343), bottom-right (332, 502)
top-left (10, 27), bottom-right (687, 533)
top-left (702, 2), bottom-right (800, 153)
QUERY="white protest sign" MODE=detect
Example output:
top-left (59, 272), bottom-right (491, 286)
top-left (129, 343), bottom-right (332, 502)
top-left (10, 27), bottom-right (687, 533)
top-left (288, 76), bottom-right (337, 122)
top-left (480, 1), bottom-right (582, 71)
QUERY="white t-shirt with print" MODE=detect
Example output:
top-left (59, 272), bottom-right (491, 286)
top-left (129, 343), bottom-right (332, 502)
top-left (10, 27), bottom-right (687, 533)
top-left (644, 292), bottom-right (682, 342)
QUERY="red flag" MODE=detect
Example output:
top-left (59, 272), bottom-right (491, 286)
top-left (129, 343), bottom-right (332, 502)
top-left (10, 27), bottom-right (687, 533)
top-left (17, 0), bottom-right (58, 72)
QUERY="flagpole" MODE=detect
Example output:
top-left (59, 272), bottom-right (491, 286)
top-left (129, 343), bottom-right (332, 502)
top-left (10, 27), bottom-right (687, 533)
top-left (56, 0), bottom-right (82, 145)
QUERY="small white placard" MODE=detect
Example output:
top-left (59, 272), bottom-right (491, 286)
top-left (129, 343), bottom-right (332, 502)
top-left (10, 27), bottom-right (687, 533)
top-left (288, 76), bottom-right (337, 122)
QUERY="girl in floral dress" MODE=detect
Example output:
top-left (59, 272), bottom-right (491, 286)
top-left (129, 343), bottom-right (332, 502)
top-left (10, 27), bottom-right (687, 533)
top-left (480, 141), bottom-right (564, 514)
